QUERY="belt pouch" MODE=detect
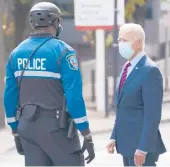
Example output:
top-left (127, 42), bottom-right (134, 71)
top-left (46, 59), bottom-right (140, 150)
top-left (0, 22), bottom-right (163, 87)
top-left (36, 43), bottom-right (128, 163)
top-left (22, 105), bottom-right (39, 121)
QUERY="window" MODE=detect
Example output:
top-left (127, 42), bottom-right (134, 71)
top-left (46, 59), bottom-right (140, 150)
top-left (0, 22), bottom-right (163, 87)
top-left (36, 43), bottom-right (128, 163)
top-left (145, 1), bottom-right (153, 19)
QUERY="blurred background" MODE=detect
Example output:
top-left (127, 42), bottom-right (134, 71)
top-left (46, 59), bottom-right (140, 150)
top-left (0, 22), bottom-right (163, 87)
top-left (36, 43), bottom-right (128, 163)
top-left (0, 0), bottom-right (170, 166)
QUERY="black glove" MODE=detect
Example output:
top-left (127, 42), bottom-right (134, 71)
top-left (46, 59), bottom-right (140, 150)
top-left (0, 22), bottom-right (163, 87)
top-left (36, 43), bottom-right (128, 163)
top-left (12, 130), bottom-right (24, 155)
top-left (81, 130), bottom-right (95, 164)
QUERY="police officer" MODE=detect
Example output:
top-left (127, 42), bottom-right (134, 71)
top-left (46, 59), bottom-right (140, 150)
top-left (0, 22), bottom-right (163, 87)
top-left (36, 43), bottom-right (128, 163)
top-left (4, 2), bottom-right (95, 166)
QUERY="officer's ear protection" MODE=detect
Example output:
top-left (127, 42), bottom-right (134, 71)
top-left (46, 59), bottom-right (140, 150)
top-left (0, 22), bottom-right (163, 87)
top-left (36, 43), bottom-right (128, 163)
top-left (56, 24), bottom-right (63, 38)
top-left (53, 18), bottom-right (63, 38)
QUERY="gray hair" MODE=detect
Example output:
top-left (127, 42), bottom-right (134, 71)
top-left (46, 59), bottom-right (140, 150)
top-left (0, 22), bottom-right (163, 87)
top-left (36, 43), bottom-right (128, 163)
top-left (120, 23), bottom-right (145, 49)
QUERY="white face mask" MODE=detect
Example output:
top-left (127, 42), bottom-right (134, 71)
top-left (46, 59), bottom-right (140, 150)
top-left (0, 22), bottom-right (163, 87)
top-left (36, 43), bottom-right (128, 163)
top-left (118, 42), bottom-right (135, 60)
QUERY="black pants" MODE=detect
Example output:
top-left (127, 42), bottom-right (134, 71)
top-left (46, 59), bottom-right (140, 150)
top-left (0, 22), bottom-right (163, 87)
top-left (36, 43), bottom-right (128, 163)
top-left (123, 153), bottom-right (159, 166)
top-left (17, 107), bottom-right (84, 166)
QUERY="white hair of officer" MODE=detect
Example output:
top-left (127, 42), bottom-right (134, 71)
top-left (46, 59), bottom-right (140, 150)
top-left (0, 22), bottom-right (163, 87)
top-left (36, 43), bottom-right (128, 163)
top-left (119, 23), bottom-right (145, 49)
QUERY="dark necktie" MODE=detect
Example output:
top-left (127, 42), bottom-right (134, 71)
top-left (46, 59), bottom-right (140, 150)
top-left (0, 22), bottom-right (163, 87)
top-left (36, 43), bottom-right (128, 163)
top-left (119, 62), bottom-right (131, 93)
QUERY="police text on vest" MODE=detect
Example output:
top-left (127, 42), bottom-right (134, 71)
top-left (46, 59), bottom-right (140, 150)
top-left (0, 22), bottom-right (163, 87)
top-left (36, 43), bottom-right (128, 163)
top-left (17, 58), bottom-right (46, 70)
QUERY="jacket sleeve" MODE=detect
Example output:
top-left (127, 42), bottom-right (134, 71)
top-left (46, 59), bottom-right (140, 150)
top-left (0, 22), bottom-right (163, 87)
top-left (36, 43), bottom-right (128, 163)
top-left (4, 56), bottom-right (19, 130)
top-left (60, 49), bottom-right (89, 132)
top-left (110, 120), bottom-right (116, 140)
top-left (138, 67), bottom-right (163, 152)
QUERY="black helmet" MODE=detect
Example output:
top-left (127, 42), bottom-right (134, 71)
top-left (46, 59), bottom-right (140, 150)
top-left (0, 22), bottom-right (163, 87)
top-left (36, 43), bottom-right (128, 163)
top-left (29, 2), bottom-right (62, 37)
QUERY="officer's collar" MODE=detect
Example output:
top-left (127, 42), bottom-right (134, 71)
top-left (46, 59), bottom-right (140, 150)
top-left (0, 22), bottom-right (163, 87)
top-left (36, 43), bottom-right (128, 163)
top-left (30, 32), bottom-right (54, 38)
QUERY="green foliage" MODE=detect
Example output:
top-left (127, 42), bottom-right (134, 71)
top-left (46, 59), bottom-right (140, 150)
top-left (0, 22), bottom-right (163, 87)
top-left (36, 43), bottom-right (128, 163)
top-left (20, 0), bottom-right (33, 5)
top-left (125, 0), bottom-right (146, 21)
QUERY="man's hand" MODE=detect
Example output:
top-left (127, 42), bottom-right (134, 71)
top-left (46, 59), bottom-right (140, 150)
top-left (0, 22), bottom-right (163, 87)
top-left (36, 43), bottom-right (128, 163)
top-left (134, 149), bottom-right (146, 166)
top-left (81, 134), bottom-right (95, 164)
top-left (12, 130), bottom-right (24, 155)
top-left (107, 139), bottom-right (115, 154)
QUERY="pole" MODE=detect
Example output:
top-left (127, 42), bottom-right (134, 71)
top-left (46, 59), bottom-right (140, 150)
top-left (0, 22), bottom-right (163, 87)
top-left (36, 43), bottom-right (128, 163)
top-left (95, 29), bottom-right (106, 113)
top-left (105, 77), bottom-right (109, 117)
top-left (164, 26), bottom-right (169, 92)
top-left (112, 0), bottom-right (119, 107)
top-left (91, 69), bottom-right (95, 102)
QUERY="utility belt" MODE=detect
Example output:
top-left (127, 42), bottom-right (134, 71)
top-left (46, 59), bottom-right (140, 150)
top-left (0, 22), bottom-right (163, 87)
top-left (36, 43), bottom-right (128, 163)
top-left (16, 104), bottom-right (76, 139)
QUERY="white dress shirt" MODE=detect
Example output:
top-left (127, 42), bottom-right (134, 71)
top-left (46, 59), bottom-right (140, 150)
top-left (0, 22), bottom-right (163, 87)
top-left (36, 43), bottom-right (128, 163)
top-left (121, 50), bottom-right (145, 79)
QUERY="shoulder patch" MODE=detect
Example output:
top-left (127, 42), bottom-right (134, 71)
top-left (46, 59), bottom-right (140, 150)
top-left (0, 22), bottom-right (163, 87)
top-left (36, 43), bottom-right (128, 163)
top-left (66, 54), bottom-right (79, 70)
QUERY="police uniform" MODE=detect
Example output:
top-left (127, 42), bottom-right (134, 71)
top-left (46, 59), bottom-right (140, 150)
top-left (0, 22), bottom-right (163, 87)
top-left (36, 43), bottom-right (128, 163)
top-left (4, 2), bottom-right (95, 166)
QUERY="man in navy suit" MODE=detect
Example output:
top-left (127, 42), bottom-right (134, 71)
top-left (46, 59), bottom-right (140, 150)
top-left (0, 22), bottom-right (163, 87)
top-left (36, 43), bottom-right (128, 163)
top-left (107, 23), bottom-right (166, 166)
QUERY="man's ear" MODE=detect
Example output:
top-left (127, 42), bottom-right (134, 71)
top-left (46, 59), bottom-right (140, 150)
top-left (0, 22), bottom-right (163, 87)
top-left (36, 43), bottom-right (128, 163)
top-left (136, 39), bottom-right (142, 49)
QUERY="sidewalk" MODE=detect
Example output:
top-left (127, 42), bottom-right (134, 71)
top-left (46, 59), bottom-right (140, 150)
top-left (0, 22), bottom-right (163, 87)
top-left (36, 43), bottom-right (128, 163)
top-left (1, 100), bottom-right (170, 155)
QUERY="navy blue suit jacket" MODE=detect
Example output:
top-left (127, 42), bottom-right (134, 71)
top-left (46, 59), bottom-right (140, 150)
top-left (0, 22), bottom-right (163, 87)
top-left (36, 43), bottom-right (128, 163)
top-left (111, 55), bottom-right (166, 156)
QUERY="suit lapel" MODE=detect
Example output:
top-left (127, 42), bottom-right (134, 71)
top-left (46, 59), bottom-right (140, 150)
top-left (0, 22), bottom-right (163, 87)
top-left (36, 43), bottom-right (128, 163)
top-left (117, 56), bottom-right (147, 106)
top-left (115, 76), bottom-right (121, 104)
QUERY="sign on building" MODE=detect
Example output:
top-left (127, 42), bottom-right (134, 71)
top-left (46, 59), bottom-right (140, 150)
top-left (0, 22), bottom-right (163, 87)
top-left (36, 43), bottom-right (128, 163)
top-left (74, 0), bottom-right (125, 30)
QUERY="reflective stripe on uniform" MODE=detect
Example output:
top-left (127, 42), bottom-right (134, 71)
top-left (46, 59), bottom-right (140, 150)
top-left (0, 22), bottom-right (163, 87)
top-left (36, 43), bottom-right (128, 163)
top-left (7, 117), bottom-right (16, 123)
top-left (14, 70), bottom-right (61, 79)
top-left (74, 116), bottom-right (88, 124)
